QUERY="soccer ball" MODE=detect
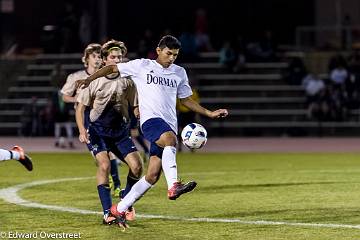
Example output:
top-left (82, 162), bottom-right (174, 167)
top-left (181, 123), bottom-right (207, 149)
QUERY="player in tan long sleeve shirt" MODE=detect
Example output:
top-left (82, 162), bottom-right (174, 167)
top-left (60, 43), bottom-right (123, 198)
top-left (76, 40), bottom-right (142, 225)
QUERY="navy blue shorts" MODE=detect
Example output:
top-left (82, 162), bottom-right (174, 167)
top-left (86, 124), bottom-right (137, 160)
top-left (141, 118), bottom-right (175, 158)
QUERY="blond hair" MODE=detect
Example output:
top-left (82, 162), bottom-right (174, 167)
top-left (101, 39), bottom-right (127, 60)
top-left (82, 43), bottom-right (101, 67)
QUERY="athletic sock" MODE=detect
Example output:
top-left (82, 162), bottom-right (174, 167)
top-left (161, 146), bottom-right (178, 189)
top-left (117, 176), bottom-right (152, 212)
top-left (97, 184), bottom-right (112, 213)
top-left (11, 151), bottom-right (20, 160)
top-left (122, 175), bottom-right (139, 197)
top-left (110, 159), bottom-right (121, 189)
top-left (0, 149), bottom-right (19, 161)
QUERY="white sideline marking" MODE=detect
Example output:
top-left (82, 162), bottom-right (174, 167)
top-left (0, 177), bottom-right (98, 215)
top-left (184, 170), bottom-right (360, 175)
top-left (1, 177), bottom-right (360, 230)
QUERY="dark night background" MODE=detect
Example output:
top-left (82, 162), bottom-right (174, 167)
top-left (0, 0), bottom-right (315, 53)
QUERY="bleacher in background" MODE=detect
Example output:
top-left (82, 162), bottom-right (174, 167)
top-left (0, 52), bottom-right (360, 136)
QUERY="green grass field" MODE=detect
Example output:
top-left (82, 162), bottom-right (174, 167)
top-left (1, 152), bottom-right (360, 239)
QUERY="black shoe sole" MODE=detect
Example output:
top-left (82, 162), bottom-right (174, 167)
top-left (19, 155), bottom-right (33, 171)
top-left (102, 219), bottom-right (118, 225)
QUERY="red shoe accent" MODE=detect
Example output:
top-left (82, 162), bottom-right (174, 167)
top-left (110, 203), bottom-right (128, 229)
top-left (167, 181), bottom-right (197, 200)
top-left (110, 203), bottom-right (121, 217)
top-left (12, 145), bottom-right (25, 159)
top-left (12, 145), bottom-right (33, 171)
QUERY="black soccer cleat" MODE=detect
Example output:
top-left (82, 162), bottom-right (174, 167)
top-left (12, 146), bottom-right (33, 171)
top-left (167, 181), bottom-right (197, 200)
top-left (102, 212), bottom-right (118, 225)
top-left (111, 204), bottom-right (129, 230)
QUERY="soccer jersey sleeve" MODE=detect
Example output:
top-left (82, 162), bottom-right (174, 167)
top-left (116, 59), bottom-right (142, 78)
top-left (76, 85), bottom-right (92, 107)
top-left (61, 73), bottom-right (76, 96)
top-left (177, 69), bottom-right (193, 99)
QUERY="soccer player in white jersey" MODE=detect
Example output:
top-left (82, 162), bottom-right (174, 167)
top-left (78, 35), bottom-right (228, 229)
top-left (0, 146), bottom-right (33, 171)
top-left (61, 43), bottom-right (122, 197)
top-left (76, 40), bottom-right (143, 225)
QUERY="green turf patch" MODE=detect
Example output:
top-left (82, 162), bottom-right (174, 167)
top-left (1, 152), bottom-right (360, 239)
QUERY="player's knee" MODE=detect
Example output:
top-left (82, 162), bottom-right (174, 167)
top-left (98, 161), bottom-right (110, 173)
top-left (159, 132), bottom-right (177, 147)
top-left (126, 153), bottom-right (143, 177)
top-left (132, 164), bottom-right (143, 178)
top-left (167, 138), bottom-right (177, 147)
top-left (145, 173), bottom-right (160, 185)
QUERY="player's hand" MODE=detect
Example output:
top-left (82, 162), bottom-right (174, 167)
top-left (78, 131), bottom-right (90, 144)
top-left (210, 109), bottom-right (228, 119)
top-left (131, 128), bottom-right (140, 137)
top-left (133, 106), bottom-right (140, 119)
top-left (75, 79), bottom-right (90, 89)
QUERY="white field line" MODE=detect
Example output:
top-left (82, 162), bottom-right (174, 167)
top-left (0, 177), bottom-right (360, 230)
top-left (182, 169), bottom-right (360, 176)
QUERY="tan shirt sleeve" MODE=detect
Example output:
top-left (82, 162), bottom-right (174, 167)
top-left (76, 85), bottom-right (92, 107)
top-left (61, 73), bottom-right (76, 96)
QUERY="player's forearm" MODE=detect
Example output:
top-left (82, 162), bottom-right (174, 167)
top-left (180, 98), bottom-right (212, 117)
top-left (75, 103), bottom-right (86, 133)
top-left (86, 65), bottom-right (118, 83)
top-left (193, 105), bottom-right (212, 118)
top-left (62, 94), bottom-right (76, 103)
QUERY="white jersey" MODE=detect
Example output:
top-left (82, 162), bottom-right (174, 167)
top-left (116, 59), bottom-right (192, 133)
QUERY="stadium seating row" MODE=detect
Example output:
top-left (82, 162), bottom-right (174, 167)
top-left (0, 52), bottom-right (359, 136)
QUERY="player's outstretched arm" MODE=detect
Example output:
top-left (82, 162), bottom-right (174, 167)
top-left (75, 102), bottom-right (90, 144)
top-left (179, 97), bottom-right (228, 119)
top-left (75, 64), bottom-right (118, 89)
top-left (62, 94), bottom-right (77, 103)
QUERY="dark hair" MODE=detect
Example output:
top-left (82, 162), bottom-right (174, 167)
top-left (157, 35), bottom-right (181, 50)
top-left (82, 43), bottom-right (101, 67)
top-left (101, 39), bottom-right (127, 59)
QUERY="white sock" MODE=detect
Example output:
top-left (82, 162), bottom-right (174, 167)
top-left (0, 149), bottom-right (20, 161)
top-left (162, 146), bottom-right (178, 190)
top-left (117, 176), bottom-right (152, 212)
top-left (11, 151), bottom-right (20, 160)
